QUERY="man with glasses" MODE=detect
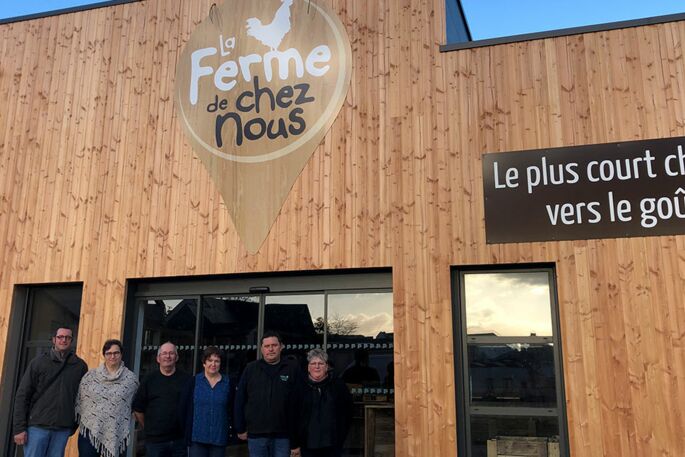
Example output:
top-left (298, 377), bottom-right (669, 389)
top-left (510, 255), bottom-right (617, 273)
top-left (133, 341), bottom-right (190, 457)
top-left (12, 326), bottom-right (88, 457)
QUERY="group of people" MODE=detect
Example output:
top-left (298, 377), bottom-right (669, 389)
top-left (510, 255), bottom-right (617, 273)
top-left (13, 328), bottom-right (353, 457)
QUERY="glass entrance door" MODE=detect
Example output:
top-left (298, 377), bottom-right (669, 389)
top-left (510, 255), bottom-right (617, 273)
top-left (2, 284), bottom-right (83, 457)
top-left (127, 272), bottom-right (394, 457)
top-left (200, 295), bottom-right (260, 388)
top-left (199, 295), bottom-right (259, 457)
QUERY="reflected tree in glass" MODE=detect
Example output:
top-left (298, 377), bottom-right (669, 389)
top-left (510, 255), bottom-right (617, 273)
top-left (326, 292), bottom-right (394, 457)
top-left (264, 294), bottom-right (325, 368)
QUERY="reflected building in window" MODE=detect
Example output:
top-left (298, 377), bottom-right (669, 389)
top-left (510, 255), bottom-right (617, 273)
top-left (126, 273), bottom-right (394, 457)
top-left (454, 268), bottom-right (567, 457)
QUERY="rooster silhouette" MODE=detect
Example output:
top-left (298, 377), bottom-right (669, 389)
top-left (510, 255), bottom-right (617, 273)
top-left (245, 0), bottom-right (294, 52)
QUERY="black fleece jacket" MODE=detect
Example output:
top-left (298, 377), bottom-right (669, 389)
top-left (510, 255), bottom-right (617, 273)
top-left (13, 350), bottom-right (88, 434)
top-left (294, 375), bottom-right (353, 450)
top-left (233, 358), bottom-right (300, 440)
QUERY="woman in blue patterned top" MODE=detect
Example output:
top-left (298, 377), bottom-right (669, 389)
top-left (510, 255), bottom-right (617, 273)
top-left (180, 346), bottom-right (232, 457)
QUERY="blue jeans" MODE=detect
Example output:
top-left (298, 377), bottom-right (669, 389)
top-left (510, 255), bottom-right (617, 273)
top-left (145, 439), bottom-right (187, 457)
top-left (23, 426), bottom-right (71, 457)
top-left (188, 442), bottom-right (225, 457)
top-left (247, 437), bottom-right (290, 457)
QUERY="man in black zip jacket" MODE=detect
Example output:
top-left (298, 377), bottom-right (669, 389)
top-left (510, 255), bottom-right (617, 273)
top-left (12, 326), bottom-right (88, 457)
top-left (235, 331), bottom-right (301, 457)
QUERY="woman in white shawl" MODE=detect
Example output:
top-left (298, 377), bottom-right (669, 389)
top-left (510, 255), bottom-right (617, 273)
top-left (76, 339), bottom-right (139, 457)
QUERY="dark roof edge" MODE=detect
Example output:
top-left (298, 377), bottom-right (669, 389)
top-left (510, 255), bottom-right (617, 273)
top-left (0, 0), bottom-right (142, 26)
top-left (440, 12), bottom-right (685, 52)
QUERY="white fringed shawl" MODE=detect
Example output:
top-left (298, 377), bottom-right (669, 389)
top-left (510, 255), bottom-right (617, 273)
top-left (75, 363), bottom-right (139, 457)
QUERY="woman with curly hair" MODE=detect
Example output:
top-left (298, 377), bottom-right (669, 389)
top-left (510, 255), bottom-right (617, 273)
top-left (295, 348), bottom-right (353, 457)
top-left (180, 346), bottom-right (232, 457)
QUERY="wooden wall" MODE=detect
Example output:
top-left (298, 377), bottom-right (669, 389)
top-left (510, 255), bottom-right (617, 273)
top-left (0, 0), bottom-right (684, 456)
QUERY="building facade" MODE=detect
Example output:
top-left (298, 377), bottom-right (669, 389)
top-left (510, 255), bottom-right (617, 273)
top-left (0, 1), bottom-right (683, 456)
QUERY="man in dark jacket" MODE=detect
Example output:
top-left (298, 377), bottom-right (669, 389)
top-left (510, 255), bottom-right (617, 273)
top-left (235, 331), bottom-right (300, 457)
top-left (13, 326), bottom-right (88, 457)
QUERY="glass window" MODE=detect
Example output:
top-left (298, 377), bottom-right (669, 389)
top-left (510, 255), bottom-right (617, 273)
top-left (467, 343), bottom-right (557, 408)
top-left (328, 292), bottom-right (394, 389)
top-left (25, 286), bottom-right (82, 341)
top-left (464, 272), bottom-right (553, 337)
top-left (445, 0), bottom-right (685, 46)
top-left (4, 284), bottom-right (83, 457)
top-left (127, 273), bottom-right (393, 457)
top-left (327, 292), bottom-right (394, 457)
top-left (454, 267), bottom-right (567, 457)
top-left (20, 285), bottom-right (83, 382)
top-left (138, 298), bottom-right (197, 377)
top-left (200, 295), bottom-right (259, 380)
top-left (199, 295), bottom-right (259, 457)
top-left (265, 293), bottom-right (325, 365)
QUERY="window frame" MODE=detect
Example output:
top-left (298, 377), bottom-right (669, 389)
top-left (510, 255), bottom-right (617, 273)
top-left (442, 0), bottom-right (685, 52)
top-left (129, 287), bottom-right (394, 373)
top-left (451, 264), bottom-right (569, 457)
top-left (125, 269), bottom-right (393, 373)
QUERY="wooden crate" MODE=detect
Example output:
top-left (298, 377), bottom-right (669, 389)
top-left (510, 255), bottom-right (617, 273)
top-left (486, 436), bottom-right (560, 457)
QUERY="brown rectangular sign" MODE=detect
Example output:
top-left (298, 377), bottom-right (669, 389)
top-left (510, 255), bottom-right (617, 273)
top-left (482, 137), bottom-right (685, 243)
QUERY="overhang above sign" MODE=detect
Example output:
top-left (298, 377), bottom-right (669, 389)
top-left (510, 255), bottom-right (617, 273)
top-left (482, 137), bottom-right (685, 244)
top-left (175, 0), bottom-right (352, 252)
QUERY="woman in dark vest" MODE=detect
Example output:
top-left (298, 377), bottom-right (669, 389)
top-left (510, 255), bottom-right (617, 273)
top-left (295, 348), bottom-right (353, 457)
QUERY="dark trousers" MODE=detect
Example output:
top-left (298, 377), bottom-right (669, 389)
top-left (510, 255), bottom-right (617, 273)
top-left (77, 433), bottom-right (126, 457)
top-left (301, 448), bottom-right (342, 457)
top-left (247, 437), bottom-right (289, 457)
top-left (145, 439), bottom-right (188, 457)
top-left (188, 442), bottom-right (225, 457)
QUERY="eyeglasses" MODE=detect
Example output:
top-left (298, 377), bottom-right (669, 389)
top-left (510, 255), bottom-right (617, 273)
top-left (308, 362), bottom-right (327, 367)
top-left (104, 351), bottom-right (121, 357)
top-left (158, 351), bottom-right (176, 357)
top-left (55, 335), bottom-right (73, 341)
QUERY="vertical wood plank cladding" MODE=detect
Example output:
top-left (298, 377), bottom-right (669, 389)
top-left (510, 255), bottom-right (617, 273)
top-left (0, 0), bottom-right (684, 456)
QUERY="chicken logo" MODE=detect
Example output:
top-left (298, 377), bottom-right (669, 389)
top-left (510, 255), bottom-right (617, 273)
top-left (175, 0), bottom-right (352, 252)
top-left (245, 0), bottom-right (293, 52)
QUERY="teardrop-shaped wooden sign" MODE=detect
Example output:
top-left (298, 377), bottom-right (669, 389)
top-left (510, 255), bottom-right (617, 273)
top-left (175, 0), bottom-right (352, 253)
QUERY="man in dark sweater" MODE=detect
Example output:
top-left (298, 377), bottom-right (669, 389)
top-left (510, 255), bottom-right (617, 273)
top-left (235, 331), bottom-right (301, 457)
top-left (132, 341), bottom-right (190, 457)
top-left (13, 326), bottom-right (88, 457)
